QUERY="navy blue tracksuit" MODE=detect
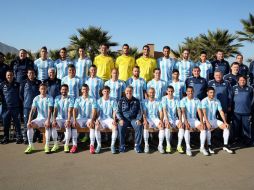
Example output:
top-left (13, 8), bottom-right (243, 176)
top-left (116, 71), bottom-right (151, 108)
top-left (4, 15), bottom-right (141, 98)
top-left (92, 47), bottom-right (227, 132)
top-left (19, 79), bottom-right (41, 139)
top-left (223, 73), bottom-right (239, 87)
top-left (211, 59), bottom-right (230, 76)
top-left (239, 64), bottom-right (249, 77)
top-left (208, 79), bottom-right (232, 113)
top-left (232, 85), bottom-right (254, 140)
top-left (117, 96), bottom-right (143, 149)
top-left (43, 78), bottom-right (61, 99)
top-left (10, 57), bottom-right (34, 84)
top-left (0, 63), bottom-right (10, 83)
top-left (0, 80), bottom-right (22, 140)
top-left (249, 61), bottom-right (254, 85)
top-left (185, 76), bottom-right (207, 100)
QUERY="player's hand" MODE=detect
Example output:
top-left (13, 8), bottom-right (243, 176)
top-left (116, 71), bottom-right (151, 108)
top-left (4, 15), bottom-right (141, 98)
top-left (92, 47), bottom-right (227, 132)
top-left (206, 121), bottom-right (212, 130)
top-left (119, 120), bottom-right (124, 126)
top-left (224, 122), bottom-right (229, 129)
top-left (72, 120), bottom-right (78, 128)
top-left (136, 120), bottom-right (142, 126)
top-left (200, 122), bottom-right (205, 130)
top-left (178, 121), bottom-right (183, 128)
top-left (185, 121), bottom-right (190, 130)
top-left (143, 118), bottom-right (148, 126)
top-left (164, 119), bottom-right (170, 128)
top-left (27, 121), bottom-right (32, 128)
top-left (65, 120), bottom-right (71, 128)
top-left (52, 120), bottom-right (57, 128)
top-left (45, 119), bottom-right (50, 128)
top-left (112, 120), bottom-right (117, 126)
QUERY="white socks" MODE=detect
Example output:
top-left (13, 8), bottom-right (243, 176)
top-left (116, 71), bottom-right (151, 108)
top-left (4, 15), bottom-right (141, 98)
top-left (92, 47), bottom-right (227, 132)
top-left (51, 128), bottom-right (58, 145)
top-left (223, 128), bottom-right (229, 145)
top-left (184, 130), bottom-right (191, 149)
top-left (178, 128), bottom-right (184, 147)
top-left (72, 129), bottom-right (78, 146)
top-left (27, 128), bottom-right (34, 146)
top-left (95, 129), bottom-right (101, 147)
top-left (45, 128), bottom-right (50, 146)
top-left (206, 130), bottom-right (211, 145)
top-left (165, 128), bottom-right (171, 147)
top-left (90, 129), bottom-right (95, 146)
top-left (111, 130), bottom-right (118, 146)
top-left (158, 129), bottom-right (164, 147)
top-left (143, 129), bottom-right (149, 146)
top-left (65, 128), bottom-right (71, 146)
top-left (200, 130), bottom-right (206, 149)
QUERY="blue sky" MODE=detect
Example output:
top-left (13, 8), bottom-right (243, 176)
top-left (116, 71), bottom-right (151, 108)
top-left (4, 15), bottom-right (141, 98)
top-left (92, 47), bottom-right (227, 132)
top-left (1, 0), bottom-right (253, 62)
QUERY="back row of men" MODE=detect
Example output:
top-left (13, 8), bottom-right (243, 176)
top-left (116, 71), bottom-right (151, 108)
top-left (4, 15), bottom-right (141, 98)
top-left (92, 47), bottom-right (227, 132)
top-left (0, 45), bottom-right (253, 151)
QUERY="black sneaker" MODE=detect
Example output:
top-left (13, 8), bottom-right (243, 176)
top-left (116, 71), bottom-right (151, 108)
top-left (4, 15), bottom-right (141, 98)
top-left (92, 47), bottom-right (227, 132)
top-left (208, 145), bottom-right (215, 154)
top-left (16, 138), bottom-right (23, 144)
top-left (1, 138), bottom-right (9, 144)
top-left (223, 145), bottom-right (233, 154)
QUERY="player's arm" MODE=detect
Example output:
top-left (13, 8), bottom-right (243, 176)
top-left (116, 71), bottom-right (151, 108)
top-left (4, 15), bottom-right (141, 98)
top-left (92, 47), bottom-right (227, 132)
top-left (45, 106), bottom-right (53, 128)
top-left (202, 108), bottom-right (211, 129)
top-left (73, 108), bottom-right (78, 128)
top-left (197, 108), bottom-right (204, 129)
top-left (181, 107), bottom-right (190, 129)
top-left (52, 107), bottom-right (58, 127)
top-left (177, 108), bottom-right (183, 126)
top-left (27, 107), bottom-right (36, 127)
top-left (219, 110), bottom-right (228, 128)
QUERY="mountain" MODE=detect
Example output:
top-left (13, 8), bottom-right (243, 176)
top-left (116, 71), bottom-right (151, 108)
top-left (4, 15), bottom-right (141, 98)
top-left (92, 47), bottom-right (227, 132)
top-left (0, 42), bottom-right (19, 54)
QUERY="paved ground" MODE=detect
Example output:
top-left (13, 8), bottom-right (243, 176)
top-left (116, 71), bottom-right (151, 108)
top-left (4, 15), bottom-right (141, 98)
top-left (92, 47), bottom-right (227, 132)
top-left (0, 142), bottom-right (254, 190)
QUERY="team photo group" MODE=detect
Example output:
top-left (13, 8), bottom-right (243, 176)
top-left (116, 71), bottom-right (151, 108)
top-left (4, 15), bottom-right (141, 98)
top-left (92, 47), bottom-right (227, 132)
top-left (0, 43), bottom-right (253, 156)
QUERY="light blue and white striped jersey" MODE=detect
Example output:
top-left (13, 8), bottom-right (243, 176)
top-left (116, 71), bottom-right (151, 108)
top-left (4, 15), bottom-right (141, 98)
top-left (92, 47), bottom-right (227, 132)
top-left (180, 97), bottom-right (201, 120)
top-left (174, 60), bottom-right (194, 82)
top-left (126, 77), bottom-right (147, 100)
top-left (34, 58), bottom-right (54, 81)
top-left (54, 95), bottom-right (74, 119)
top-left (157, 57), bottom-right (175, 82)
top-left (196, 61), bottom-right (213, 81)
top-left (168, 80), bottom-right (186, 100)
top-left (201, 97), bottom-right (222, 121)
top-left (142, 99), bottom-right (162, 119)
top-left (74, 58), bottom-right (92, 82)
top-left (54, 58), bottom-right (73, 79)
top-left (105, 79), bottom-right (126, 101)
top-left (61, 76), bottom-right (82, 98)
top-left (147, 79), bottom-right (167, 100)
top-left (97, 97), bottom-right (117, 119)
top-left (161, 96), bottom-right (180, 121)
top-left (85, 77), bottom-right (104, 100)
top-left (32, 95), bottom-right (54, 119)
top-left (74, 96), bottom-right (97, 119)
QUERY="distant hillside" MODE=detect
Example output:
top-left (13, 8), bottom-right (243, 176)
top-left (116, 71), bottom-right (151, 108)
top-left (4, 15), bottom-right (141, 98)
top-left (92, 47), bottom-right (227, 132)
top-left (0, 42), bottom-right (19, 54)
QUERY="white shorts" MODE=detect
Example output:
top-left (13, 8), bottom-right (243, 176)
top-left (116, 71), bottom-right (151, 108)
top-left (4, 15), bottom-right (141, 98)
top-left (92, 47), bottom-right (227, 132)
top-left (185, 118), bottom-right (201, 128)
top-left (31, 118), bottom-right (47, 128)
top-left (56, 118), bottom-right (67, 128)
top-left (207, 119), bottom-right (223, 129)
top-left (147, 118), bottom-right (161, 128)
top-left (98, 118), bottom-right (114, 129)
top-left (164, 119), bottom-right (180, 128)
top-left (76, 118), bottom-right (92, 128)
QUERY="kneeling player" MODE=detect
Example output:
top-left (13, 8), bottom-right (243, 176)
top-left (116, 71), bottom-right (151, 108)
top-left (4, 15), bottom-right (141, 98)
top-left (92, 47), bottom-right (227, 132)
top-left (52, 84), bottom-right (74, 153)
top-left (24, 83), bottom-right (54, 154)
top-left (143, 87), bottom-right (164, 153)
top-left (95, 86), bottom-right (118, 154)
top-left (180, 86), bottom-right (207, 156)
top-left (202, 87), bottom-right (233, 154)
top-left (73, 84), bottom-right (97, 154)
top-left (162, 86), bottom-right (184, 153)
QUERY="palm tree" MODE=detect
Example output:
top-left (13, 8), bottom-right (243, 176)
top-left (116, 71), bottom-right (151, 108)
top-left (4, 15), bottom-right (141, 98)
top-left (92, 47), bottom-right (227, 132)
top-left (69, 26), bottom-right (118, 61)
top-left (237, 13), bottom-right (254, 43)
top-left (172, 29), bottom-right (242, 62)
top-left (199, 29), bottom-right (242, 60)
top-left (49, 49), bottom-right (60, 61)
top-left (4, 52), bottom-right (16, 65)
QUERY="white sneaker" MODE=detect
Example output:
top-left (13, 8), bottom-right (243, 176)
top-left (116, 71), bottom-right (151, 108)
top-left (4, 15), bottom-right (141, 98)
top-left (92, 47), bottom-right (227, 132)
top-left (200, 148), bottom-right (209, 156)
top-left (158, 146), bottom-right (165, 154)
top-left (223, 146), bottom-right (233, 154)
top-left (186, 148), bottom-right (192, 156)
top-left (144, 144), bottom-right (149, 153)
